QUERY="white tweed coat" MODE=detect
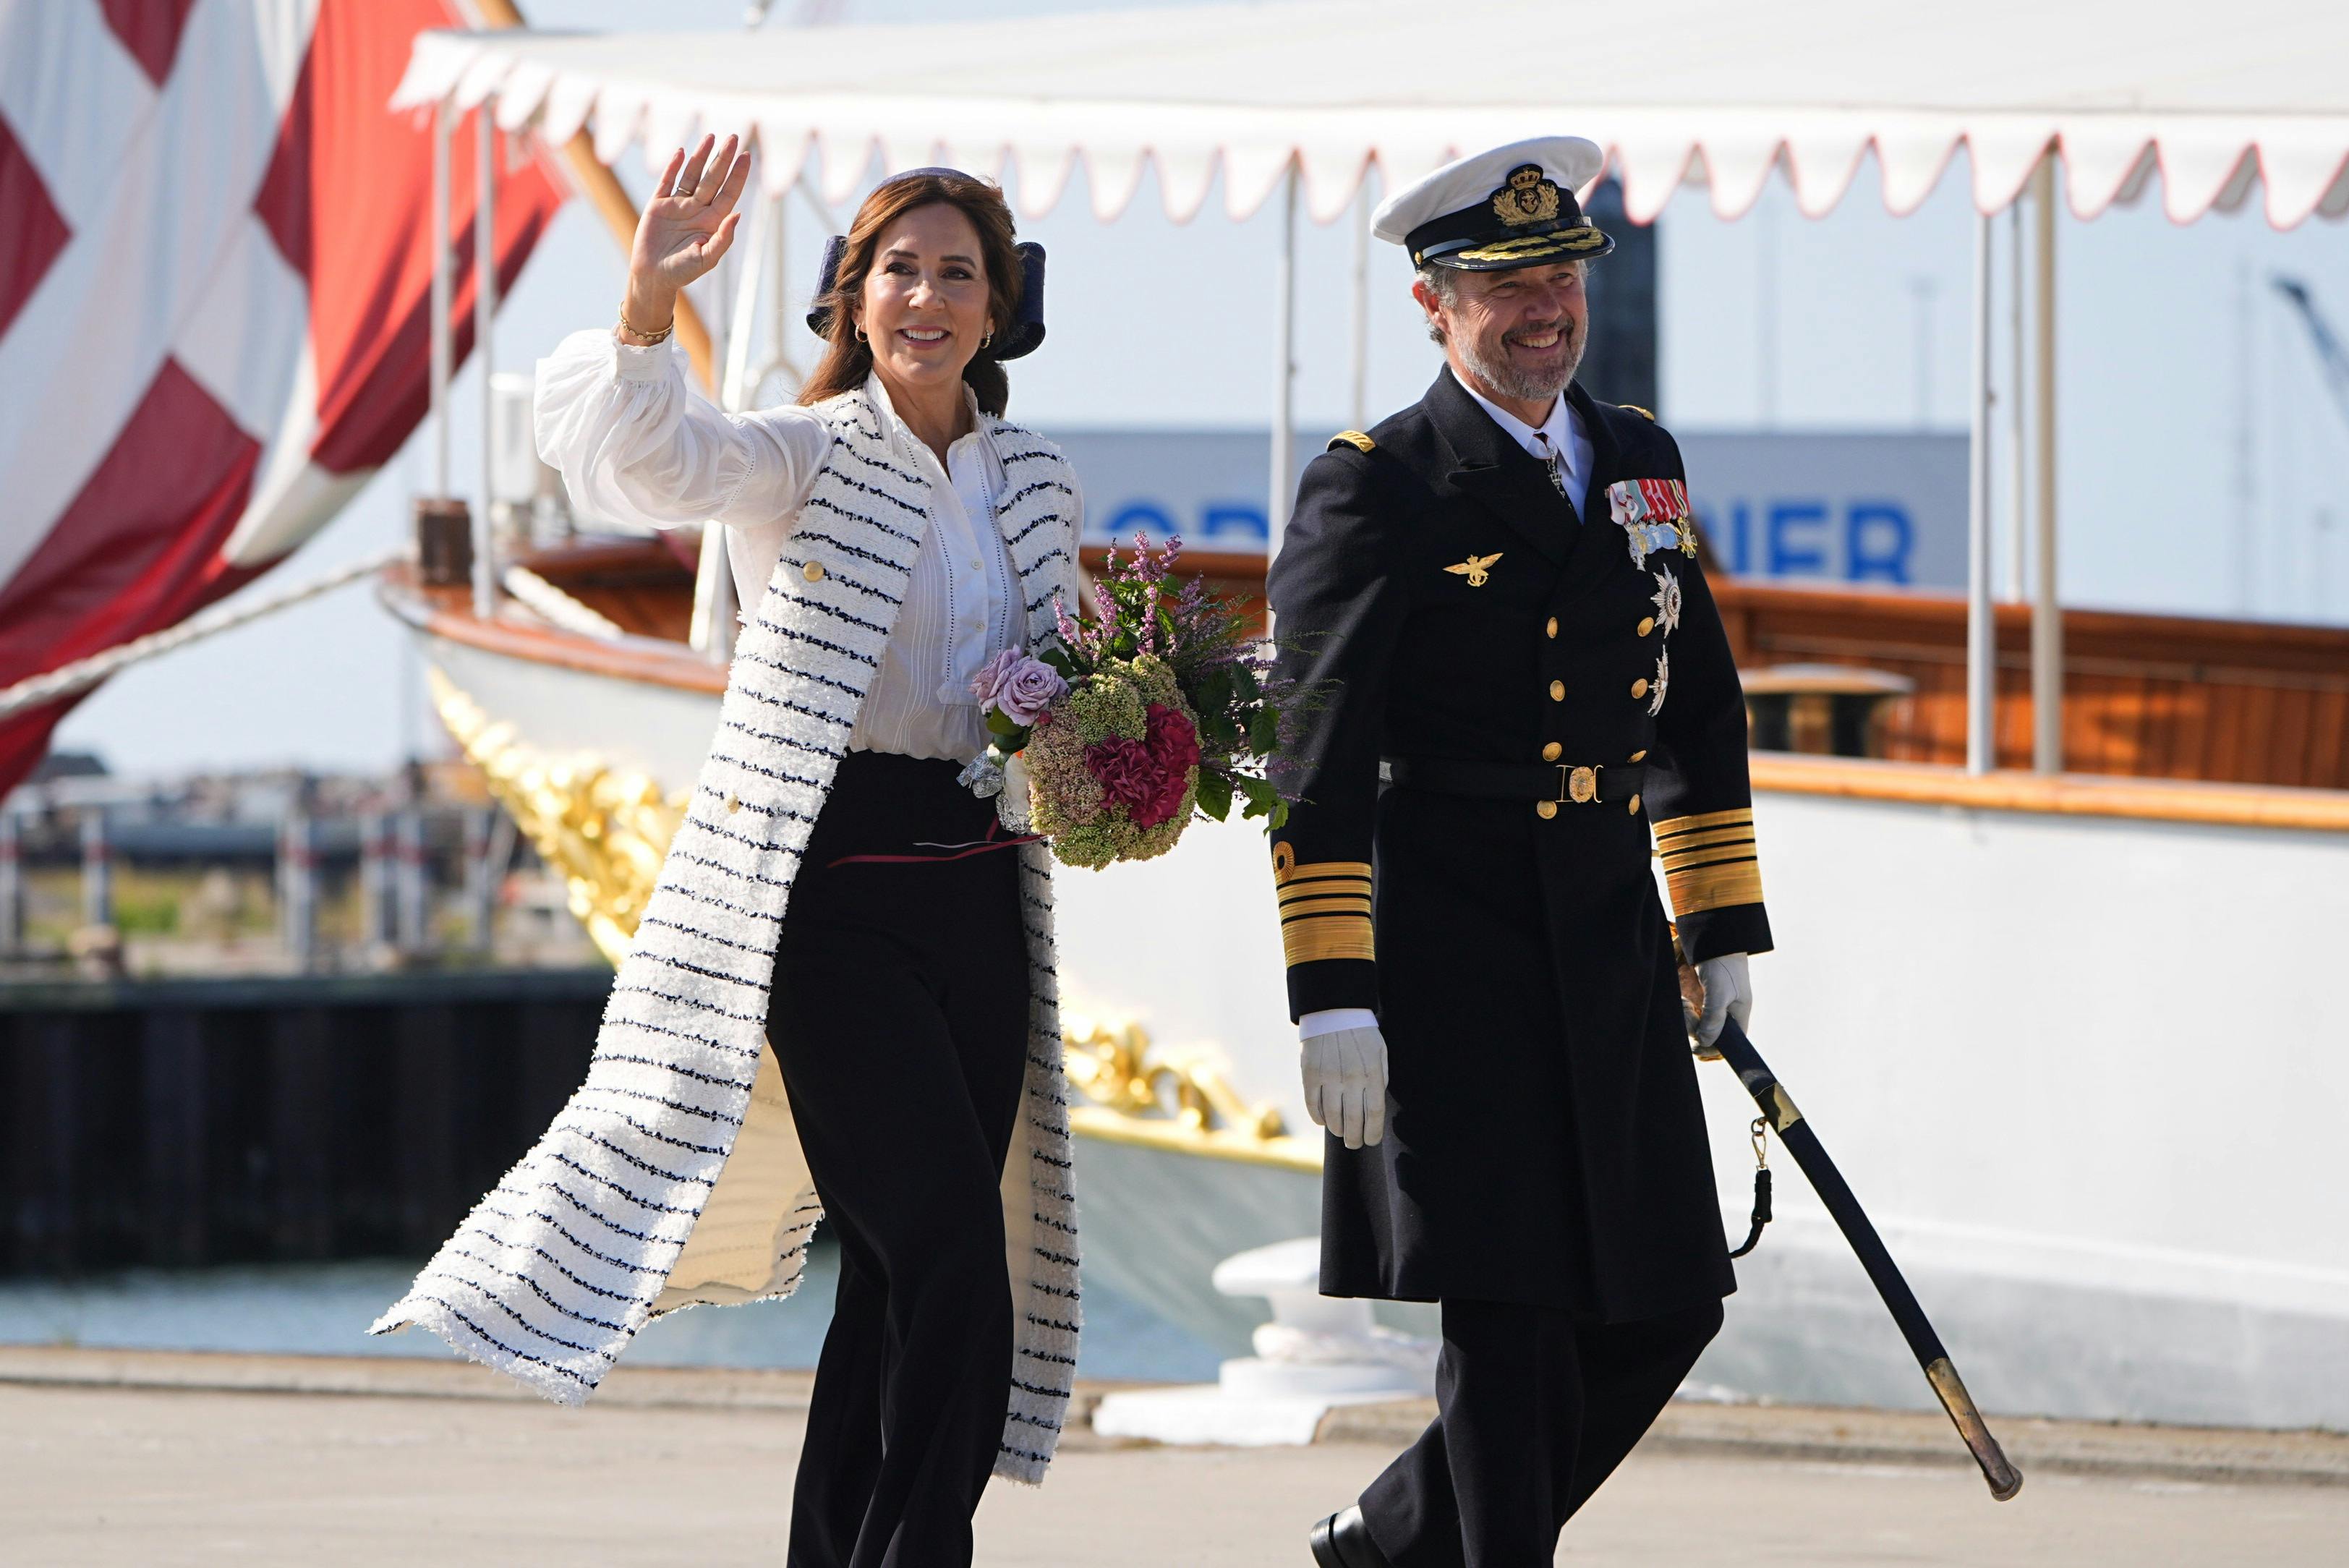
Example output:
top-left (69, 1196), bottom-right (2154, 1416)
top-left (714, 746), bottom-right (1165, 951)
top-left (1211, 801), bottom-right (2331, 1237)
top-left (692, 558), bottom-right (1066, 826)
top-left (373, 385), bottom-right (1085, 1484)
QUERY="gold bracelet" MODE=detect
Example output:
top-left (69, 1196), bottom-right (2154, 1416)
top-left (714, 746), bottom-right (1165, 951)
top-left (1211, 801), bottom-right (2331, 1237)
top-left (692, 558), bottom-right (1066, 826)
top-left (616, 301), bottom-right (675, 346)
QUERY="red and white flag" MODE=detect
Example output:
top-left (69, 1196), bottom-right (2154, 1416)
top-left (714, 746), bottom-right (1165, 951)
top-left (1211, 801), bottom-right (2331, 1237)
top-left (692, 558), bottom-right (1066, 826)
top-left (0, 0), bottom-right (565, 794)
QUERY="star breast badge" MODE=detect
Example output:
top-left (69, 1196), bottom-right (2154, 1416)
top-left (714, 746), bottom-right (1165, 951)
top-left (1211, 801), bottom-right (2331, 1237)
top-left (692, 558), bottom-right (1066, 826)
top-left (1446, 552), bottom-right (1503, 587)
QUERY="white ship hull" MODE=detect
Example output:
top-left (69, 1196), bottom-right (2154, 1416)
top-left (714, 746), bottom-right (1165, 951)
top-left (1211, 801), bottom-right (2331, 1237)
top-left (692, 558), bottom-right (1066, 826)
top-left (396, 583), bottom-right (2349, 1429)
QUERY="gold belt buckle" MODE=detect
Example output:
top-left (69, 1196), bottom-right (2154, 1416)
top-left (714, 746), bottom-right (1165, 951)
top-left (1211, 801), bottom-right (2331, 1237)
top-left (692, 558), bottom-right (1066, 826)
top-left (1556, 764), bottom-right (1600, 804)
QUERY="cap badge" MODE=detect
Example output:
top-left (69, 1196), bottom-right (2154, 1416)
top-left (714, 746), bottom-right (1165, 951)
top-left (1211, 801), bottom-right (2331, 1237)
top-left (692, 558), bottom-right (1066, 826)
top-left (1492, 164), bottom-right (1563, 228)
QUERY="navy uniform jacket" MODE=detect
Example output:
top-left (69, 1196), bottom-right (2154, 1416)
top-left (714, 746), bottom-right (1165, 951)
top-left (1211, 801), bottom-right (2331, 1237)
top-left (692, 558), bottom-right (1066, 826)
top-left (1266, 366), bottom-right (1771, 1318)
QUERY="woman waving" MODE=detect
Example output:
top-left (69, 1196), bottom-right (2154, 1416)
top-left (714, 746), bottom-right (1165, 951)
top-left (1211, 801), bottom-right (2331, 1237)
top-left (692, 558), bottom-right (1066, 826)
top-left (376, 135), bottom-right (1084, 1568)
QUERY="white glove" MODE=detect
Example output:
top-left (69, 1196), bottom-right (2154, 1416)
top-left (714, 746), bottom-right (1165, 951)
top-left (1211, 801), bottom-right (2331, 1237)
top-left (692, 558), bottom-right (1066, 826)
top-left (1300, 1025), bottom-right (1388, 1149)
top-left (1684, 952), bottom-right (1753, 1059)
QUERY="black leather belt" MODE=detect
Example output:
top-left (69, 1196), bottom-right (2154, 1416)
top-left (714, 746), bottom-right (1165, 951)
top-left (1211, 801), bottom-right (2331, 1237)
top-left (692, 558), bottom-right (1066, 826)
top-left (1381, 757), bottom-right (1645, 806)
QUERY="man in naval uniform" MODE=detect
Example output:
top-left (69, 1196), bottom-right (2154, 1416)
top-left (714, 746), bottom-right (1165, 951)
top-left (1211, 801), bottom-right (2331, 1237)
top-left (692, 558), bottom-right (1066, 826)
top-left (1269, 137), bottom-right (1773, 1568)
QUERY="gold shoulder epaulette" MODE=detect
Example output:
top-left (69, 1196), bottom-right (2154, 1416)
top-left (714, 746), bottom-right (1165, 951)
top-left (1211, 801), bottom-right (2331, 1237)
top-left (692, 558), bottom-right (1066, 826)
top-left (1619, 404), bottom-right (1658, 422)
top-left (1329, 430), bottom-right (1376, 453)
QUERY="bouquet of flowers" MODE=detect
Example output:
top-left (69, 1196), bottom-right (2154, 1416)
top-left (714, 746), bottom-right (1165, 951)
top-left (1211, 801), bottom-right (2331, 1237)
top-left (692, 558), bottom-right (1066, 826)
top-left (961, 535), bottom-right (1303, 869)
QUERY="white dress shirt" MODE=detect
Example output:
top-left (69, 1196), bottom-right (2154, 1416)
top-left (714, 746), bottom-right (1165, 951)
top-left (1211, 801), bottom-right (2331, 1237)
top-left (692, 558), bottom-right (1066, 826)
top-left (1297, 385), bottom-right (1594, 1045)
top-left (535, 328), bottom-right (1061, 763)
top-left (1459, 382), bottom-right (1595, 517)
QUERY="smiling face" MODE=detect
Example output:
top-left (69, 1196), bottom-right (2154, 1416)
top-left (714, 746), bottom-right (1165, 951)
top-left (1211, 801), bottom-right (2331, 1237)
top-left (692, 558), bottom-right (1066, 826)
top-left (851, 201), bottom-right (995, 401)
top-left (1415, 260), bottom-right (1587, 407)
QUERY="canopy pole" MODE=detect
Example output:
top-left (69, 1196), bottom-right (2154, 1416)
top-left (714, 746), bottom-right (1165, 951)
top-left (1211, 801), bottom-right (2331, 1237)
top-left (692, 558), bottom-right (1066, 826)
top-left (1269, 160), bottom-right (1299, 555)
top-left (2007, 202), bottom-right (2026, 602)
top-left (473, 110), bottom-right (499, 621)
top-left (1348, 171), bottom-right (1371, 430)
top-left (2029, 158), bottom-right (2063, 775)
top-left (430, 98), bottom-right (452, 498)
top-left (1965, 207), bottom-right (1995, 776)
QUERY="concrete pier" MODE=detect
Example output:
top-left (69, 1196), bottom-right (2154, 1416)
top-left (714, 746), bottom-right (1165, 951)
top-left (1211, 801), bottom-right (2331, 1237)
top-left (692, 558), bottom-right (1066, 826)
top-left (1, 1349), bottom-right (2342, 1566)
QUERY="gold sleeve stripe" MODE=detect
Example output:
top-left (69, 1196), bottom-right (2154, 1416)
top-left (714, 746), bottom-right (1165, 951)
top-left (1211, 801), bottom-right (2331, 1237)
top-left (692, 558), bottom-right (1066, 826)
top-left (1666, 859), bottom-right (1765, 914)
top-left (1274, 853), bottom-right (1372, 887)
top-left (1661, 843), bottom-right (1757, 871)
top-left (1283, 918), bottom-right (1376, 965)
top-left (1272, 848), bottom-right (1376, 964)
top-left (1655, 807), bottom-right (1754, 840)
top-left (1663, 851), bottom-right (1757, 879)
top-left (1279, 877), bottom-right (1370, 904)
top-left (1280, 897), bottom-right (1373, 919)
top-left (1658, 825), bottom-right (1757, 856)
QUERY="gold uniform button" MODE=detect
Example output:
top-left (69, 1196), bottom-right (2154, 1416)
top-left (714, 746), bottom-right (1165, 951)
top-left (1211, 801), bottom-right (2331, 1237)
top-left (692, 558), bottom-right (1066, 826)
top-left (1628, 748), bottom-right (1648, 762)
top-left (1541, 741), bottom-right (1563, 762)
top-left (1627, 793), bottom-right (1642, 815)
top-left (802, 560), bottom-right (825, 582)
top-left (1545, 616), bottom-right (1559, 639)
top-left (1548, 679), bottom-right (1565, 701)
top-left (724, 792), bottom-right (741, 814)
top-left (1535, 800), bottom-right (1559, 819)
top-left (1631, 678), bottom-right (1650, 700)
top-left (1637, 616), bottom-right (1656, 636)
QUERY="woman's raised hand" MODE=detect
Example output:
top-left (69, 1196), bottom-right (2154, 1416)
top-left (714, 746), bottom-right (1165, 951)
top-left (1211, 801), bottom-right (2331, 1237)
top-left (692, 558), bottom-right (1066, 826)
top-left (621, 133), bottom-right (751, 337)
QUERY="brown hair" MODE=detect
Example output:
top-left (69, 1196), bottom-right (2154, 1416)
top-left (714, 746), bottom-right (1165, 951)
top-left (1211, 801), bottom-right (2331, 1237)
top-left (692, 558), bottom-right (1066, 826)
top-left (798, 171), bottom-right (1025, 416)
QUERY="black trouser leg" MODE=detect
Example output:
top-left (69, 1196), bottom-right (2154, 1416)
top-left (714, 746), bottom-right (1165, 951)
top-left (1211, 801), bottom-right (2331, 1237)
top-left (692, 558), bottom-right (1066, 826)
top-left (768, 754), bottom-right (1031, 1568)
top-left (1360, 1298), bottom-right (1569, 1568)
top-left (1359, 1295), bottom-right (1724, 1568)
top-left (790, 1219), bottom-right (889, 1565)
top-left (1555, 1298), bottom-right (1723, 1525)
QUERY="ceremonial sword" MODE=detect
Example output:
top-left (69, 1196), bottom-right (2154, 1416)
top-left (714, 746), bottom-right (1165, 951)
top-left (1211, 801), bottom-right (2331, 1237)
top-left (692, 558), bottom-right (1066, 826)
top-left (1711, 1018), bottom-right (2025, 1501)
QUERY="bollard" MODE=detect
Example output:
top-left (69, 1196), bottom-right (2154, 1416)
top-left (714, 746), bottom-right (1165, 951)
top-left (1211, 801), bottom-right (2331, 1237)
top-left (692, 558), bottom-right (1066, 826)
top-left (359, 811), bottom-right (393, 951)
top-left (395, 810), bottom-right (430, 953)
top-left (0, 809), bottom-right (22, 954)
top-left (80, 806), bottom-right (112, 929)
top-left (278, 808), bottom-right (317, 968)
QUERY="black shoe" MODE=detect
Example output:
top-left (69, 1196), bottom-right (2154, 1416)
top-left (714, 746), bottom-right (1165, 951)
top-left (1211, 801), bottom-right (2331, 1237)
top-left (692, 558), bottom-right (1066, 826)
top-left (1309, 1506), bottom-right (1394, 1568)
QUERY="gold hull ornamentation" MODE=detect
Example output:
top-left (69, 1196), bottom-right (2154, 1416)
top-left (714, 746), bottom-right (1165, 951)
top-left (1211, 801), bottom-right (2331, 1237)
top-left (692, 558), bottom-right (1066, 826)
top-left (428, 665), bottom-right (1322, 1172)
top-left (1063, 1018), bottom-right (1323, 1172)
top-left (428, 665), bottom-right (683, 966)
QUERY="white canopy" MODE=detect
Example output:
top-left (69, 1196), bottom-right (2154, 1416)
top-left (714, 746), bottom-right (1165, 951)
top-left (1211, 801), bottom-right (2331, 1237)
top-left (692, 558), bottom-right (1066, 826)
top-left (393, 0), bottom-right (2349, 228)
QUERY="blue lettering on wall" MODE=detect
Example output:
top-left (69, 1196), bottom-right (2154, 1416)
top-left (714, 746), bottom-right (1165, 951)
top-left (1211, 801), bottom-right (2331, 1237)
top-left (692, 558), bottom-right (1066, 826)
top-left (1767, 501), bottom-right (1830, 576)
top-left (1846, 503), bottom-right (1913, 584)
top-left (1201, 503), bottom-right (1270, 540)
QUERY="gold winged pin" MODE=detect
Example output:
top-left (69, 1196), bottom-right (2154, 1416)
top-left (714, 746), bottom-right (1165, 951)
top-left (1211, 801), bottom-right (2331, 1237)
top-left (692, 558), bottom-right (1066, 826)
top-left (1446, 551), bottom-right (1503, 587)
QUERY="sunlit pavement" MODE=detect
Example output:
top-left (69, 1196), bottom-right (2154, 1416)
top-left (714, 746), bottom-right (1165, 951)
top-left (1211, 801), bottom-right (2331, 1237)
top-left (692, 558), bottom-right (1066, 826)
top-left (4, 1372), bottom-right (2345, 1566)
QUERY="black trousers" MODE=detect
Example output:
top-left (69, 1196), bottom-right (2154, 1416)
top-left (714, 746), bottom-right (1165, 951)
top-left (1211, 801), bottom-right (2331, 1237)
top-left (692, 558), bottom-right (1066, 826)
top-left (764, 751), bottom-right (1032, 1568)
top-left (1360, 1295), bottom-right (1725, 1568)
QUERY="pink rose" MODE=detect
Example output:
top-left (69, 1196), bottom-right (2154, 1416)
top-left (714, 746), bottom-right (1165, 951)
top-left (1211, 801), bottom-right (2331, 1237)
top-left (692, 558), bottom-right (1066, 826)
top-left (971, 649), bottom-right (1067, 726)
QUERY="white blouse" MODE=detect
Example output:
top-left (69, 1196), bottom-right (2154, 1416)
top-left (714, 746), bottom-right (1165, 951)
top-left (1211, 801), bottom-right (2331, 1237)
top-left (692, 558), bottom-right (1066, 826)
top-left (535, 329), bottom-right (1070, 763)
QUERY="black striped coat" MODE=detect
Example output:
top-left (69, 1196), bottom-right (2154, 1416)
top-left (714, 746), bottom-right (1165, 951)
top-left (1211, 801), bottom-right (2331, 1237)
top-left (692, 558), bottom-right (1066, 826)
top-left (373, 387), bottom-right (1086, 1484)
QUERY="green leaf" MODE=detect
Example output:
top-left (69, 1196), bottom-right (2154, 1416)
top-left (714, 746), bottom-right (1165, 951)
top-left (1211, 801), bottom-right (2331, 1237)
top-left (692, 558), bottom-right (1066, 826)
top-left (1237, 774), bottom-right (1282, 819)
top-left (1248, 705), bottom-right (1282, 754)
top-left (986, 710), bottom-right (1028, 739)
top-left (1195, 770), bottom-right (1234, 822)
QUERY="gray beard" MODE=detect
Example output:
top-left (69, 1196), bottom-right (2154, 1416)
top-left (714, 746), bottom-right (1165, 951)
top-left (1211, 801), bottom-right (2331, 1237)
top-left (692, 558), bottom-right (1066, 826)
top-left (1460, 325), bottom-right (1582, 403)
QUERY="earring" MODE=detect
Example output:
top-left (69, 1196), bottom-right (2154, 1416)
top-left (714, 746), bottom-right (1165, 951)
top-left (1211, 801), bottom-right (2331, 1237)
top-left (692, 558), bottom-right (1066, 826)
top-left (853, 325), bottom-right (868, 344)
top-left (981, 329), bottom-right (994, 349)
